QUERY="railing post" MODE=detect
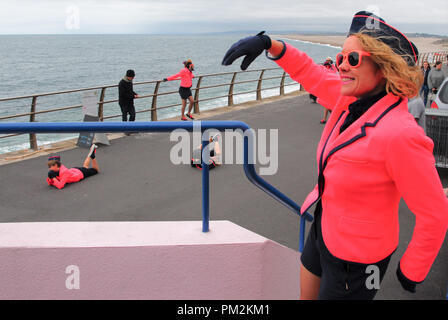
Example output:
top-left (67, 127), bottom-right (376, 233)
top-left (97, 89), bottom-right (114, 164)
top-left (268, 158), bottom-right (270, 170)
top-left (280, 71), bottom-right (286, 96)
top-left (299, 216), bottom-right (306, 252)
top-left (194, 76), bottom-right (203, 114)
top-left (29, 96), bottom-right (38, 150)
top-left (201, 136), bottom-right (210, 232)
top-left (98, 87), bottom-right (106, 121)
top-left (228, 72), bottom-right (237, 106)
top-left (256, 70), bottom-right (265, 101)
top-left (151, 81), bottom-right (161, 121)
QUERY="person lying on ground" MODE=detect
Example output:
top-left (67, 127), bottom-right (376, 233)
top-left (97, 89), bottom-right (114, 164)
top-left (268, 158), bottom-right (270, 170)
top-left (191, 134), bottom-right (222, 170)
top-left (47, 144), bottom-right (99, 190)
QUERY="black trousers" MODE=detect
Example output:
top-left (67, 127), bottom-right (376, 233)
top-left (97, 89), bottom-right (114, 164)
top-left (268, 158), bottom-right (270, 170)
top-left (119, 103), bottom-right (136, 121)
top-left (301, 201), bottom-right (392, 300)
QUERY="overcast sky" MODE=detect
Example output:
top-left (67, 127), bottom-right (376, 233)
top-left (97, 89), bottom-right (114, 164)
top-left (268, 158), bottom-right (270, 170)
top-left (0, 0), bottom-right (447, 35)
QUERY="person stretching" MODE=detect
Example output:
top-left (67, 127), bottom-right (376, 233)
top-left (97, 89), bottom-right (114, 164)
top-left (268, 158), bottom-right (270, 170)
top-left (46, 144), bottom-right (99, 190)
top-left (163, 59), bottom-right (196, 121)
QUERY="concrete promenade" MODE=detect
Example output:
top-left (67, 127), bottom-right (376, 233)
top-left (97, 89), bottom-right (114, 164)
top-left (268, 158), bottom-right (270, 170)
top-left (0, 93), bottom-right (446, 300)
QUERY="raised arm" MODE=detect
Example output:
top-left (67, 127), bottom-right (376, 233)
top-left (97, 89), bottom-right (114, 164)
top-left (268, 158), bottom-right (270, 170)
top-left (267, 40), bottom-right (342, 110)
top-left (166, 69), bottom-right (184, 81)
top-left (222, 33), bottom-right (342, 110)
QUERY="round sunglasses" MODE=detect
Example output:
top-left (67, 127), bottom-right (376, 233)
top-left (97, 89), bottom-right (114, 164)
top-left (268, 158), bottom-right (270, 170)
top-left (336, 50), bottom-right (371, 68)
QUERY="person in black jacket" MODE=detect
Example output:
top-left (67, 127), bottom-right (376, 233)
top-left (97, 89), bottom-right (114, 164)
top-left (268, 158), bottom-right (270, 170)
top-left (118, 69), bottom-right (139, 122)
top-left (420, 60), bottom-right (431, 107)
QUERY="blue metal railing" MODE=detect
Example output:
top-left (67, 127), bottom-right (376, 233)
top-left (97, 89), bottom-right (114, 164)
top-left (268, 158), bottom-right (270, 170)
top-left (0, 121), bottom-right (313, 251)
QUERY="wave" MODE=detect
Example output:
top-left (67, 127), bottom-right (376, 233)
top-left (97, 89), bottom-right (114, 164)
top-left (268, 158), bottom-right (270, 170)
top-left (279, 37), bottom-right (342, 49)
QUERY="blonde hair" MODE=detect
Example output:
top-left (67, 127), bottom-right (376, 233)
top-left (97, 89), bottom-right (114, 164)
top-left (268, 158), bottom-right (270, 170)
top-left (354, 32), bottom-right (423, 98)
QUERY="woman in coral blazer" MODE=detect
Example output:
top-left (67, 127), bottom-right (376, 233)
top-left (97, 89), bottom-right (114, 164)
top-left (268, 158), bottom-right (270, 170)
top-left (222, 11), bottom-right (448, 299)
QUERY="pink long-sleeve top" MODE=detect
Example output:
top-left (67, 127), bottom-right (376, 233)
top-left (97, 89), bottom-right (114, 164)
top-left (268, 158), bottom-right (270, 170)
top-left (46, 165), bottom-right (84, 190)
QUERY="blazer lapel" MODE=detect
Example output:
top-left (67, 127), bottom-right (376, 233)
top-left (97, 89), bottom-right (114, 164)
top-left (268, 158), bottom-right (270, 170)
top-left (321, 94), bottom-right (403, 169)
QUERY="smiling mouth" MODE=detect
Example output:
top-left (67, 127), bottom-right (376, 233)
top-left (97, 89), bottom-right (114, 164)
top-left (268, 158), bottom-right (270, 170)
top-left (341, 77), bottom-right (355, 83)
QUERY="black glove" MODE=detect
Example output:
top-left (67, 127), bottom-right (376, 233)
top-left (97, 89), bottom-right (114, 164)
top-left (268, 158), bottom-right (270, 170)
top-left (221, 31), bottom-right (272, 71)
top-left (396, 262), bottom-right (418, 293)
top-left (48, 170), bottom-right (58, 179)
top-left (163, 78), bottom-right (167, 82)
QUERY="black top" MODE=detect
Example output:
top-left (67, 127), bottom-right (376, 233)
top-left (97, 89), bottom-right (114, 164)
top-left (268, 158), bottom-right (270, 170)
top-left (339, 90), bottom-right (387, 134)
top-left (118, 79), bottom-right (137, 105)
top-left (422, 67), bottom-right (431, 86)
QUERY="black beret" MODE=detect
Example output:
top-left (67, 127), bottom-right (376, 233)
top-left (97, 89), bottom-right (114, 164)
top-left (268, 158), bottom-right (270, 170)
top-left (348, 11), bottom-right (418, 66)
top-left (126, 69), bottom-right (135, 77)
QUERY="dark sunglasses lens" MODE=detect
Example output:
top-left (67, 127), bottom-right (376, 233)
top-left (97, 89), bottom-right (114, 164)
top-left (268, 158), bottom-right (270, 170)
top-left (348, 52), bottom-right (360, 67)
top-left (336, 54), bottom-right (343, 66)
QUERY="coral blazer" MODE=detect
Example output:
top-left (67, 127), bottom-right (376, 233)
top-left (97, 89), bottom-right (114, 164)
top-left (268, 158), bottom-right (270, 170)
top-left (274, 44), bottom-right (448, 283)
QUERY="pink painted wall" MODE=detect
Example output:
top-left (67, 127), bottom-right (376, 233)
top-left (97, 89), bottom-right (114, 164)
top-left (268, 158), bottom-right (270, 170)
top-left (0, 221), bottom-right (300, 299)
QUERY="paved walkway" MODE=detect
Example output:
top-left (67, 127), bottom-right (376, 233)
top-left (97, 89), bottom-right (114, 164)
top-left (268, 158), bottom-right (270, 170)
top-left (0, 94), bottom-right (446, 299)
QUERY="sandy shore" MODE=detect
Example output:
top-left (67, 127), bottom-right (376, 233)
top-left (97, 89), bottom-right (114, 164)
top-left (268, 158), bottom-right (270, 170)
top-left (274, 34), bottom-right (448, 53)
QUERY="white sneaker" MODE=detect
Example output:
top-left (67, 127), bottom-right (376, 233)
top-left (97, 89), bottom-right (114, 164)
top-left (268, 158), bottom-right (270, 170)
top-left (88, 144), bottom-right (98, 159)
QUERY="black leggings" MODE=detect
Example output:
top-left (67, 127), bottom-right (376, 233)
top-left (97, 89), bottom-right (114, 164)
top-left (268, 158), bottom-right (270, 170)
top-left (74, 167), bottom-right (98, 179)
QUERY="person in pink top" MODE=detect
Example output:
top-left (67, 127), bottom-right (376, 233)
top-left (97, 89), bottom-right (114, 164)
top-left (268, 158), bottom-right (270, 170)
top-left (222, 12), bottom-right (448, 300)
top-left (163, 59), bottom-right (196, 121)
top-left (46, 144), bottom-right (99, 190)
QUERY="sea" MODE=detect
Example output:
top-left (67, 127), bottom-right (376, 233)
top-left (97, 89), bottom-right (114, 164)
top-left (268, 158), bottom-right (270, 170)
top-left (0, 34), bottom-right (340, 154)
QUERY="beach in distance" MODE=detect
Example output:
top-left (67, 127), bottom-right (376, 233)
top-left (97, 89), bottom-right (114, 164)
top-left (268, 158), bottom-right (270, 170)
top-left (274, 34), bottom-right (448, 52)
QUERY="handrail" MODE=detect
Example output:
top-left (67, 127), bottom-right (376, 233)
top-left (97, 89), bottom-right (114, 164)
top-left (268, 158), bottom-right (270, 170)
top-left (0, 67), bottom-right (284, 103)
top-left (0, 67), bottom-right (301, 151)
top-left (0, 121), bottom-right (313, 252)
